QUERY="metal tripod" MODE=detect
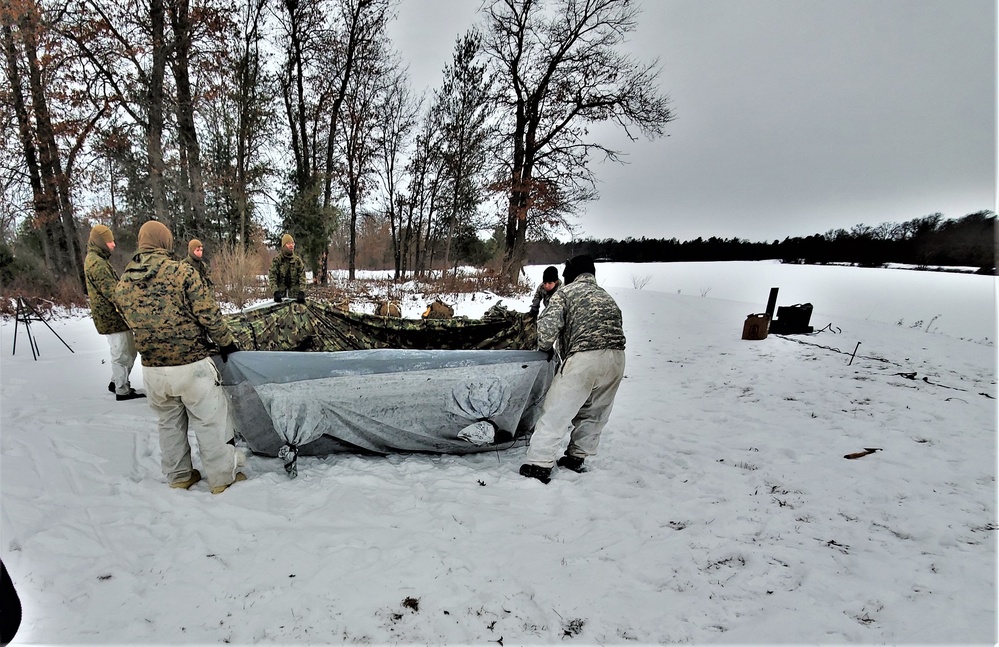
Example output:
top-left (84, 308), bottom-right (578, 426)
top-left (12, 297), bottom-right (74, 360)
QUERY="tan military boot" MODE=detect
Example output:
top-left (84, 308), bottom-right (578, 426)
top-left (169, 469), bottom-right (201, 490)
top-left (210, 472), bottom-right (247, 495)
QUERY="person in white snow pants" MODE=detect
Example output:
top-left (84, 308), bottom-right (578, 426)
top-left (83, 224), bottom-right (144, 401)
top-left (523, 349), bottom-right (625, 467)
top-left (520, 255), bottom-right (626, 483)
top-left (143, 358), bottom-right (242, 490)
top-left (115, 221), bottom-right (244, 494)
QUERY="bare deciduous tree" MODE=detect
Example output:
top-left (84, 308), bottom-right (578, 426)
top-left (482, 0), bottom-right (675, 283)
top-left (63, 0), bottom-right (171, 225)
top-left (3, 0), bottom-right (93, 288)
top-left (199, 0), bottom-right (274, 247)
top-left (166, 0), bottom-right (208, 241)
top-left (335, 43), bottom-right (394, 280)
top-left (276, 0), bottom-right (393, 282)
top-left (403, 123), bottom-right (445, 277)
top-left (373, 67), bottom-right (420, 280)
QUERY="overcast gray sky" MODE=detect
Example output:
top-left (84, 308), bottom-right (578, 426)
top-left (388, 0), bottom-right (996, 242)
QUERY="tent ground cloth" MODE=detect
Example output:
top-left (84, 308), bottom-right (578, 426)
top-left (219, 302), bottom-right (553, 470)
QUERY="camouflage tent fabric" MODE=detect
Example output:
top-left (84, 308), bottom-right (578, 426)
top-left (218, 301), bottom-right (551, 475)
top-left (225, 300), bottom-right (537, 352)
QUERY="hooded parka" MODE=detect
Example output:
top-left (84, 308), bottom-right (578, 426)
top-left (84, 227), bottom-right (130, 335)
top-left (115, 223), bottom-right (234, 367)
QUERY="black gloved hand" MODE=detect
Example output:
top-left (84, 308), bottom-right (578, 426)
top-left (219, 342), bottom-right (239, 363)
top-left (296, 291), bottom-right (306, 304)
top-left (274, 291), bottom-right (284, 303)
top-left (545, 348), bottom-right (555, 363)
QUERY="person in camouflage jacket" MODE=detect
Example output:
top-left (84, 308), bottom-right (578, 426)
top-left (528, 265), bottom-right (562, 319)
top-left (83, 225), bottom-right (143, 401)
top-left (115, 220), bottom-right (246, 494)
top-left (269, 234), bottom-right (307, 303)
top-left (183, 238), bottom-right (212, 287)
top-left (520, 255), bottom-right (626, 483)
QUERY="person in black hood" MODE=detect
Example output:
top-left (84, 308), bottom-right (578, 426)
top-left (519, 255), bottom-right (626, 483)
top-left (528, 265), bottom-right (562, 320)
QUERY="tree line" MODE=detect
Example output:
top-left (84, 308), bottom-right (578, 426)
top-left (526, 211), bottom-right (996, 274)
top-left (1, 0), bottom-right (673, 294)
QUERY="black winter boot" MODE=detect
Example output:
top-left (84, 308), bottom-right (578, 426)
top-left (556, 455), bottom-right (585, 473)
top-left (108, 381), bottom-right (115, 393)
top-left (116, 389), bottom-right (146, 401)
top-left (519, 463), bottom-right (552, 484)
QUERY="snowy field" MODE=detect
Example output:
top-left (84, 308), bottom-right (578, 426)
top-left (585, 260), bottom-right (995, 344)
top-left (1, 261), bottom-right (996, 644)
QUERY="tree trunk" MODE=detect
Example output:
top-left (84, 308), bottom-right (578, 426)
top-left (5, 10), bottom-right (84, 288)
top-left (503, 176), bottom-right (530, 284)
top-left (502, 99), bottom-right (530, 283)
top-left (3, 20), bottom-right (53, 273)
top-left (2, 22), bottom-right (44, 220)
top-left (390, 196), bottom-right (401, 280)
top-left (235, 0), bottom-right (266, 248)
top-left (291, 7), bottom-right (309, 189)
top-left (235, 36), bottom-right (251, 247)
top-left (169, 0), bottom-right (207, 238)
top-left (321, 0), bottom-right (362, 213)
top-left (147, 0), bottom-right (169, 225)
top-left (442, 200), bottom-right (456, 275)
top-left (348, 196), bottom-right (357, 280)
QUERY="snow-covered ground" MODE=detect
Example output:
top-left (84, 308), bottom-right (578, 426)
top-left (1, 261), bottom-right (995, 644)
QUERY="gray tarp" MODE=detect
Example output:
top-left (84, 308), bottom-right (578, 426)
top-left (220, 349), bottom-right (554, 475)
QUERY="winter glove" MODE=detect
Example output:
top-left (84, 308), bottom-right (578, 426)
top-left (296, 291), bottom-right (306, 304)
top-left (274, 291), bottom-right (284, 303)
top-left (219, 342), bottom-right (239, 363)
top-left (545, 348), bottom-right (556, 363)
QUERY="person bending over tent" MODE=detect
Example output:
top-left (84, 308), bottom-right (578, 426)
top-left (269, 234), bottom-right (306, 304)
top-left (519, 255), bottom-right (626, 484)
top-left (115, 220), bottom-right (246, 494)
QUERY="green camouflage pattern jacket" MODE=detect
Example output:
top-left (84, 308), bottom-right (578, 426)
top-left (226, 301), bottom-right (537, 352)
top-left (537, 273), bottom-right (625, 358)
top-left (183, 254), bottom-right (212, 286)
top-left (115, 250), bottom-right (235, 367)
top-left (268, 252), bottom-right (306, 294)
top-left (83, 242), bottom-right (130, 335)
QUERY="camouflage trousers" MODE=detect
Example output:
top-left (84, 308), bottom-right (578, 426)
top-left (142, 357), bottom-right (244, 490)
top-left (523, 349), bottom-right (626, 468)
top-left (105, 331), bottom-right (137, 395)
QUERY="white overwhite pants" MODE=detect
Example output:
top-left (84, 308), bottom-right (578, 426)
top-left (142, 357), bottom-right (243, 490)
top-left (105, 331), bottom-right (137, 395)
top-left (524, 349), bottom-right (626, 468)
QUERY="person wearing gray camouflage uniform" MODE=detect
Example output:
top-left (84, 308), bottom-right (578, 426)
top-left (115, 221), bottom-right (246, 494)
top-left (84, 224), bottom-right (143, 401)
top-left (528, 265), bottom-right (562, 319)
top-left (269, 234), bottom-right (307, 303)
top-left (520, 255), bottom-right (626, 483)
